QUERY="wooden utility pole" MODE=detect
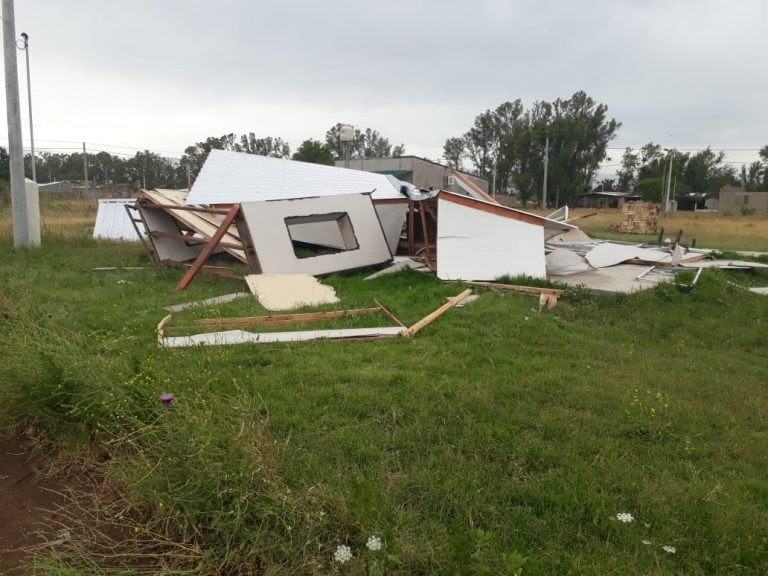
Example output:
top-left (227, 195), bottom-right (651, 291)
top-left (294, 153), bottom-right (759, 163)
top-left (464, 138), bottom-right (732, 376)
top-left (3, 0), bottom-right (39, 246)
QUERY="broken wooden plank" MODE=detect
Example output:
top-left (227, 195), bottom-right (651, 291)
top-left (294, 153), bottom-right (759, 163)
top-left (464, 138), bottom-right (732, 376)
top-left (466, 281), bottom-right (563, 296)
top-left (156, 314), bottom-right (173, 346)
top-left (373, 298), bottom-right (405, 327)
top-left (176, 204), bottom-right (242, 290)
top-left (400, 288), bottom-right (473, 338)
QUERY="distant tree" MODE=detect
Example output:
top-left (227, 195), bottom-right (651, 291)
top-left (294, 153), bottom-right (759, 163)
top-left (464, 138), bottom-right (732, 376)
top-left (0, 147), bottom-right (9, 181)
top-left (238, 133), bottom-right (290, 158)
top-left (324, 124), bottom-right (404, 160)
top-left (448, 92), bottom-right (620, 204)
top-left (596, 178), bottom-right (615, 192)
top-left (683, 147), bottom-right (737, 195)
top-left (740, 161), bottom-right (763, 190)
top-left (442, 137), bottom-right (465, 169)
top-left (616, 147), bottom-right (639, 191)
top-left (292, 139), bottom-right (334, 165)
top-left (180, 132), bottom-right (291, 184)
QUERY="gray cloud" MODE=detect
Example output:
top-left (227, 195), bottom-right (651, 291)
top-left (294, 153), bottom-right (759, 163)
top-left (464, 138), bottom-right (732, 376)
top-left (2, 0), bottom-right (766, 167)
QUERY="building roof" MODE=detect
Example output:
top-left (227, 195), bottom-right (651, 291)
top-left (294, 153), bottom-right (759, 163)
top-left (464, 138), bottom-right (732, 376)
top-left (187, 150), bottom-right (403, 205)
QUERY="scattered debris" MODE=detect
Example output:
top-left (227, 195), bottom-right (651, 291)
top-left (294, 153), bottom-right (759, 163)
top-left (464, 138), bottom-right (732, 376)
top-left (159, 290), bottom-right (471, 348)
top-left (245, 274), bottom-right (339, 311)
top-left (749, 287), bottom-right (768, 295)
top-left (364, 257), bottom-right (429, 280)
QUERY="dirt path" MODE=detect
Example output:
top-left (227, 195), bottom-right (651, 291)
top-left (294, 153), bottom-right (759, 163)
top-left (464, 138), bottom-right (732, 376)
top-left (0, 436), bottom-right (66, 575)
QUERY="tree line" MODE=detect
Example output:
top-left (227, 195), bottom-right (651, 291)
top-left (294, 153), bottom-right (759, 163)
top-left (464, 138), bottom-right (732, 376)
top-left (0, 125), bottom-right (407, 191)
top-left (1, 95), bottom-right (766, 204)
top-left (604, 144), bottom-right (768, 201)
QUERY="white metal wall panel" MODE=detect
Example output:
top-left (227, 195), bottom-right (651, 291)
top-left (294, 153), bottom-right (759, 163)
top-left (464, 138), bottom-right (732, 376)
top-left (241, 193), bottom-right (392, 276)
top-left (187, 150), bottom-right (402, 205)
top-left (93, 199), bottom-right (140, 241)
top-left (436, 197), bottom-right (546, 281)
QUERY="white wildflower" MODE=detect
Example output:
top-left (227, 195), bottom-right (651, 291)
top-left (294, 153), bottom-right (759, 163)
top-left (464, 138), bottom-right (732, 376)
top-left (662, 545), bottom-right (676, 554)
top-left (366, 535), bottom-right (383, 552)
top-left (333, 544), bottom-right (352, 564)
top-left (615, 512), bottom-right (634, 523)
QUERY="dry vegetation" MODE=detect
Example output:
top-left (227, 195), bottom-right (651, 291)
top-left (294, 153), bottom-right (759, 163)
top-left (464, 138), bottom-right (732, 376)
top-left (570, 208), bottom-right (768, 252)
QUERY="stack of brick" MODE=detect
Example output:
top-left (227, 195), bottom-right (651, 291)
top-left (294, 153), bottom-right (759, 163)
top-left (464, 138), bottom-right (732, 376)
top-left (617, 202), bottom-right (660, 234)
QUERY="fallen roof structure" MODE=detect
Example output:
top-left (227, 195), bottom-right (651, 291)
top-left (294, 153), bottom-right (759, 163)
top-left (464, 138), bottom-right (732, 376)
top-left (187, 150), bottom-right (404, 204)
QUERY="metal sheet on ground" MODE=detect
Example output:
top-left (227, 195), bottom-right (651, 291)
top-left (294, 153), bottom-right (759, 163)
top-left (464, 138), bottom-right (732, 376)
top-left (162, 326), bottom-right (403, 347)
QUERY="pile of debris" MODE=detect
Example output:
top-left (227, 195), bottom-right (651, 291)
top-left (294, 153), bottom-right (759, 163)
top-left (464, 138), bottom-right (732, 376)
top-left (89, 150), bottom-right (767, 338)
top-left (103, 150), bottom-right (576, 290)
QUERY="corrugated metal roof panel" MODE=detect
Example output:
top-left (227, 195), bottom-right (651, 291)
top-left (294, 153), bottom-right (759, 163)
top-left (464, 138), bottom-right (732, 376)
top-left (93, 199), bottom-right (140, 241)
top-left (187, 150), bottom-right (403, 205)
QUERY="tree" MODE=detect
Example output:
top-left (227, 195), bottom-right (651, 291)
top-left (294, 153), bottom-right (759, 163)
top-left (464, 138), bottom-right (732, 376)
top-left (180, 132), bottom-right (291, 184)
top-left (683, 147), bottom-right (737, 196)
top-left (0, 147), bottom-right (9, 181)
top-left (324, 124), bottom-right (405, 160)
top-left (616, 147), bottom-right (639, 191)
top-left (238, 133), bottom-right (290, 158)
top-left (292, 139), bottom-right (334, 165)
top-left (443, 137), bottom-right (465, 169)
top-left (447, 92), bottom-right (620, 204)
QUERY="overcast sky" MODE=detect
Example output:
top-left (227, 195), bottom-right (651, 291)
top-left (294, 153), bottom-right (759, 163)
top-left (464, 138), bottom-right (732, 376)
top-left (2, 0), bottom-right (766, 175)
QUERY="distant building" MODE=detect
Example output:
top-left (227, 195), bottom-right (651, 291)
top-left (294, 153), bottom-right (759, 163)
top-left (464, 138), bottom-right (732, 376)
top-left (336, 156), bottom-right (489, 196)
top-left (719, 185), bottom-right (768, 214)
top-left (577, 190), bottom-right (641, 208)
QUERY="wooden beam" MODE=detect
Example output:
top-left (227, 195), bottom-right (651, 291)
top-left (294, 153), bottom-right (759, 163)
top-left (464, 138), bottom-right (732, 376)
top-left (176, 204), bottom-right (241, 290)
top-left (156, 314), bottom-right (172, 347)
top-left (400, 288), bottom-right (472, 337)
top-left (419, 201), bottom-right (433, 269)
top-left (373, 298), bottom-right (405, 327)
top-left (164, 260), bottom-right (247, 283)
top-left (466, 281), bottom-right (563, 296)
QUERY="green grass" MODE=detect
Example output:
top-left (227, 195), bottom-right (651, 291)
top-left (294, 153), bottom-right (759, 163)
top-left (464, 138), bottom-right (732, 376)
top-left (1, 233), bottom-right (768, 575)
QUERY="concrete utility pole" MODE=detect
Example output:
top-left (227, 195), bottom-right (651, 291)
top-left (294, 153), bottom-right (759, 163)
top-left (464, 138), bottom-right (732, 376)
top-left (542, 136), bottom-right (550, 208)
top-left (664, 150), bottom-right (675, 212)
top-left (20, 31), bottom-right (34, 182)
top-left (3, 0), bottom-right (39, 246)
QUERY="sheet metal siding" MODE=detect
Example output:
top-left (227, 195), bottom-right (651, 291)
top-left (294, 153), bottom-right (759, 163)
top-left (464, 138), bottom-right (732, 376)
top-left (93, 199), bottom-right (140, 241)
top-left (436, 197), bottom-right (546, 281)
top-left (188, 150), bottom-right (402, 205)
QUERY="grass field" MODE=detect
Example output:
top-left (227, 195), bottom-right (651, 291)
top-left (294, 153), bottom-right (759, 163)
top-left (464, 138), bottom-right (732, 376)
top-left (1, 200), bottom-right (767, 575)
top-left (570, 208), bottom-right (768, 252)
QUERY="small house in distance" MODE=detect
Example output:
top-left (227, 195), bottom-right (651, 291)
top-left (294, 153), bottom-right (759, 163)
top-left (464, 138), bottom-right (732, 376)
top-left (719, 185), bottom-right (768, 215)
top-left (337, 156), bottom-right (489, 196)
